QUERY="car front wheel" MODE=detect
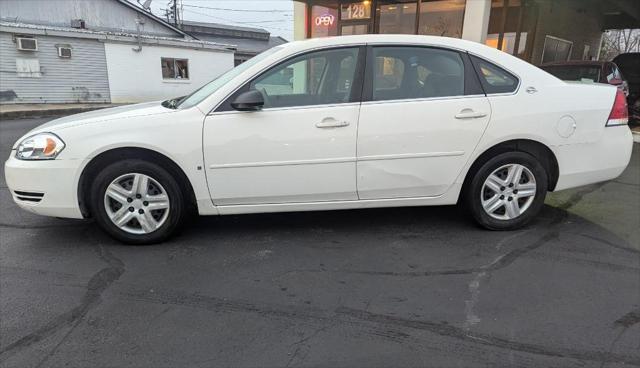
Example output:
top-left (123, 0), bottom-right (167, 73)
top-left (90, 159), bottom-right (186, 244)
top-left (466, 152), bottom-right (548, 230)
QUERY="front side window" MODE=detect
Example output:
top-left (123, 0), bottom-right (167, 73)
top-left (161, 58), bottom-right (189, 79)
top-left (178, 46), bottom-right (282, 110)
top-left (471, 56), bottom-right (518, 94)
top-left (250, 47), bottom-right (360, 109)
top-left (371, 46), bottom-right (465, 101)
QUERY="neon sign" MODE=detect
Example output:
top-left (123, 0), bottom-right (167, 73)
top-left (315, 14), bottom-right (335, 27)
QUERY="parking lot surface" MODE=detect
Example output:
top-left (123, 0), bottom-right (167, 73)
top-left (1, 117), bottom-right (639, 367)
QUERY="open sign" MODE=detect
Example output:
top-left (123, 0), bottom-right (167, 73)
top-left (315, 14), bottom-right (335, 26)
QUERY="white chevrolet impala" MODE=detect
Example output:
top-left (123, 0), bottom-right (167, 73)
top-left (5, 35), bottom-right (633, 244)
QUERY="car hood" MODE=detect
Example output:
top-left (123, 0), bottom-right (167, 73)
top-left (32, 101), bottom-right (176, 133)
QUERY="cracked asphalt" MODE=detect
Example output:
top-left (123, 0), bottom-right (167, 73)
top-left (1, 117), bottom-right (639, 368)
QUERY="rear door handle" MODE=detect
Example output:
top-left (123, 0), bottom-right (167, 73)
top-left (316, 118), bottom-right (349, 128)
top-left (455, 109), bottom-right (487, 120)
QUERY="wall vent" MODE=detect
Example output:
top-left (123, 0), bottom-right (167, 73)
top-left (70, 19), bottom-right (86, 29)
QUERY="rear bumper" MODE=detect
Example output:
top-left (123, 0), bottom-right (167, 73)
top-left (554, 126), bottom-right (633, 191)
top-left (4, 153), bottom-right (85, 219)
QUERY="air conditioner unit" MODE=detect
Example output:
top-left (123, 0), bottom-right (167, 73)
top-left (58, 46), bottom-right (72, 58)
top-left (16, 37), bottom-right (37, 51)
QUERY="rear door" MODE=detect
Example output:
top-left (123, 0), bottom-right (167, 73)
top-left (356, 45), bottom-right (491, 199)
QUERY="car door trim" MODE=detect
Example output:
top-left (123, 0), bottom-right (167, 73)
top-left (209, 157), bottom-right (356, 169)
top-left (359, 94), bottom-right (486, 106)
top-left (358, 151), bottom-right (465, 162)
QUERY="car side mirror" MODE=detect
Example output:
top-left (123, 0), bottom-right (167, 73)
top-left (231, 90), bottom-right (264, 111)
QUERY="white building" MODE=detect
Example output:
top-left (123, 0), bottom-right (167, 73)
top-left (0, 0), bottom-right (236, 104)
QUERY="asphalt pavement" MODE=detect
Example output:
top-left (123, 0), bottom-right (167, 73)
top-left (1, 117), bottom-right (639, 368)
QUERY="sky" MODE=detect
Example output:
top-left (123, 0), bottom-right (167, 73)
top-left (145, 0), bottom-right (296, 40)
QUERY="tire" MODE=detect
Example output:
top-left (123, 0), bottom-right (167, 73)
top-left (90, 159), bottom-right (186, 244)
top-left (465, 151), bottom-right (548, 230)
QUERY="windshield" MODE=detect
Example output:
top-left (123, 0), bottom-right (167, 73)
top-left (541, 65), bottom-right (601, 83)
top-left (177, 46), bottom-right (283, 109)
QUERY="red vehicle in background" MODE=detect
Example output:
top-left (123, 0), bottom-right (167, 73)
top-left (540, 60), bottom-right (630, 96)
top-left (613, 53), bottom-right (640, 125)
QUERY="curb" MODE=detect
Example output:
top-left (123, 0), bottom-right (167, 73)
top-left (633, 130), bottom-right (640, 143)
top-left (0, 106), bottom-right (116, 120)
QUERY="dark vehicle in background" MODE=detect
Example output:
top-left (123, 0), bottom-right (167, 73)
top-left (613, 53), bottom-right (640, 124)
top-left (540, 61), bottom-right (630, 96)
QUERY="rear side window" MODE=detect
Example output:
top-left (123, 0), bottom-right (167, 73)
top-left (370, 46), bottom-right (465, 101)
top-left (471, 56), bottom-right (519, 94)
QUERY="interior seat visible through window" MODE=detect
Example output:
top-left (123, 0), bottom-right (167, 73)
top-left (370, 46), bottom-right (465, 102)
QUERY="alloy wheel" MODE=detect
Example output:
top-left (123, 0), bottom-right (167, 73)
top-left (103, 173), bottom-right (170, 235)
top-left (480, 164), bottom-right (537, 220)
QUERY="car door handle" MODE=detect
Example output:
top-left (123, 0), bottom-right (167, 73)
top-left (455, 110), bottom-right (487, 119)
top-left (316, 118), bottom-right (349, 128)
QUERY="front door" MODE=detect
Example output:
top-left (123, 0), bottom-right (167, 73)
top-left (203, 46), bottom-right (364, 206)
top-left (357, 45), bottom-right (492, 199)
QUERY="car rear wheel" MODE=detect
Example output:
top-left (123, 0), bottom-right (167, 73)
top-left (466, 152), bottom-right (548, 230)
top-left (90, 159), bottom-right (185, 244)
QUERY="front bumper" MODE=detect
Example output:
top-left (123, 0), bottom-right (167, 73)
top-left (4, 153), bottom-right (86, 219)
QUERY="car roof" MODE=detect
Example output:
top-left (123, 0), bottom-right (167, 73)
top-left (282, 34), bottom-right (491, 53)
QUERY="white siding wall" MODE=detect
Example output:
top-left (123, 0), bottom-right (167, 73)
top-left (104, 43), bottom-right (234, 103)
top-left (0, 32), bottom-right (110, 104)
top-left (0, 0), bottom-right (178, 37)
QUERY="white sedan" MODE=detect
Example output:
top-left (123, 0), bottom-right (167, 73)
top-left (5, 35), bottom-right (633, 244)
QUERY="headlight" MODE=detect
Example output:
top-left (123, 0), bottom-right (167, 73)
top-left (15, 133), bottom-right (66, 160)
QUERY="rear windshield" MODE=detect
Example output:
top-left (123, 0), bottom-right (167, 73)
top-left (541, 65), bottom-right (601, 83)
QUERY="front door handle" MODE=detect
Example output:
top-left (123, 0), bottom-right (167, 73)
top-left (316, 118), bottom-right (349, 128)
top-left (455, 109), bottom-right (487, 120)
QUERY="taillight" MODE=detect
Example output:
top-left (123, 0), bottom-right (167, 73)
top-left (606, 89), bottom-right (628, 126)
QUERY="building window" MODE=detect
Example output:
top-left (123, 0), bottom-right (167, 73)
top-left (161, 58), bottom-right (189, 79)
top-left (311, 5), bottom-right (338, 38)
top-left (342, 24), bottom-right (369, 35)
top-left (16, 58), bottom-right (41, 78)
top-left (418, 0), bottom-right (466, 38)
top-left (485, 0), bottom-right (536, 60)
top-left (582, 44), bottom-right (592, 60)
top-left (541, 36), bottom-right (573, 64)
top-left (378, 2), bottom-right (417, 34)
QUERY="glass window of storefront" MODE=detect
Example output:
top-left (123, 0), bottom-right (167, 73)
top-left (485, 0), bottom-right (537, 61)
top-left (378, 2), bottom-right (417, 34)
top-left (418, 0), bottom-right (465, 38)
top-left (311, 5), bottom-right (339, 37)
top-left (307, 0), bottom-right (467, 39)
